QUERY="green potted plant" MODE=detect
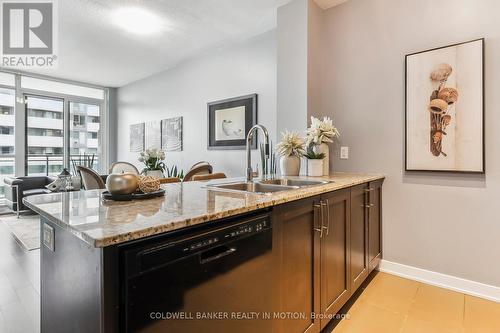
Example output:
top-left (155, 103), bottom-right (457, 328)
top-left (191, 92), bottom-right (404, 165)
top-left (306, 116), bottom-right (340, 176)
top-left (166, 165), bottom-right (184, 180)
top-left (138, 148), bottom-right (166, 178)
top-left (276, 130), bottom-right (305, 176)
top-left (304, 150), bottom-right (325, 177)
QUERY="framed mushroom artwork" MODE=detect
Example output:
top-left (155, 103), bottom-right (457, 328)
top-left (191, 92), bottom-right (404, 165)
top-left (405, 38), bottom-right (484, 173)
top-left (207, 94), bottom-right (257, 150)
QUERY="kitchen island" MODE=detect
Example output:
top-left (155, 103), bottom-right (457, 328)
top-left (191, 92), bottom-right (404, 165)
top-left (24, 173), bottom-right (384, 333)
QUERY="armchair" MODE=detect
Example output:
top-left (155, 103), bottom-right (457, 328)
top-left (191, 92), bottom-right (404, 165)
top-left (4, 176), bottom-right (55, 217)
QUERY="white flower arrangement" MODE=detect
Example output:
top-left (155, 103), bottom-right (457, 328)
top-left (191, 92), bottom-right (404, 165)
top-left (138, 148), bottom-right (166, 173)
top-left (306, 116), bottom-right (340, 146)
top-left (276, 130), bottom-right (306, 157)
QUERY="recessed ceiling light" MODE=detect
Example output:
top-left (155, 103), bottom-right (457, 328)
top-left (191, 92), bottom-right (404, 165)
top-left (112, 7), bottom-right (164, 35)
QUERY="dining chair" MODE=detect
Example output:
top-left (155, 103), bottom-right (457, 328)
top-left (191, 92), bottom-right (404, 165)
top-left (183, 161), bottom-right (213, 181)
top-left (77, 166), bottom-right (106, 190)
top-left (192, 173), bottom-right (227, 181)
top-left (109, 161), bottom-right (139, 175)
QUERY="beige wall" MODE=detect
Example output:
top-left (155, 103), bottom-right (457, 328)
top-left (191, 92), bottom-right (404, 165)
top-left (307, 0), bottom-right (324, 121)
top-left (318, 0), bottom-right (500, 287)
top-left (277, 0), bottom-right (309, 135)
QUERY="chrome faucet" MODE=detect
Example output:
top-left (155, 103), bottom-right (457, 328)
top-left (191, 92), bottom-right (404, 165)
top-left (246, 124), bottom-right (270, 182)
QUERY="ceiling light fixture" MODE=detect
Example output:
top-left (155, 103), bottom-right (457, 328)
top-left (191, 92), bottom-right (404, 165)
top-left (112, 7), bottom-right (164, 35)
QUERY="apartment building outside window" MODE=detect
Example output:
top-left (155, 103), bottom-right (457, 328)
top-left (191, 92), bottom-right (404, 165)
top-left (70, 102), bottom-right (102, 172)
top-left (26, 96), bottom-right (65, 176)
top-left (0, 87), bottom-right (15, 199)
top-left (0, 72), bottom-right (108, 201)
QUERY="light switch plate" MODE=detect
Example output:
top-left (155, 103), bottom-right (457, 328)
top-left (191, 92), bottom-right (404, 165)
top-left (340, 146), bottom-right (349, 159)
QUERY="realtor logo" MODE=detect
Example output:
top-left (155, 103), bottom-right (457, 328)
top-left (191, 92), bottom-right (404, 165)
top-left (1, 0), bottom-right (58, 67)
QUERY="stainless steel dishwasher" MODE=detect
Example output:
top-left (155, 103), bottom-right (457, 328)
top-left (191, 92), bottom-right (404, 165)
top-left (121, 212), bottom-right (273, 333)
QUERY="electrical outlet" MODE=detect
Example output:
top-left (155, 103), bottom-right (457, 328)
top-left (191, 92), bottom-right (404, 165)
top-left (340, 146), bottom-right (349, 159)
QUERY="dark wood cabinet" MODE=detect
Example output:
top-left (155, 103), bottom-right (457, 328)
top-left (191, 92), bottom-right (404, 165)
top-left (272, 179), bottom-right (383, 333)
top-left (368, 179), bottom-right (383, 272)
top-left (319, 189), bottom-right (351, 330)
top-left (349, 183), bottom-right (369, 294)
top-left (273, 196), bottom-right (321, 333)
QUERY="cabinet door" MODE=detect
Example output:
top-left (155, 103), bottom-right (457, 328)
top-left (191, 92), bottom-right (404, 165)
top-left (350, 183), bottom-right (369, 294)
top-left (273, 196), bottom-right (322, 333)
top-left (368, 179), bottom-right (383, 272)
top-left (319, 189), bottom-right (350, 330)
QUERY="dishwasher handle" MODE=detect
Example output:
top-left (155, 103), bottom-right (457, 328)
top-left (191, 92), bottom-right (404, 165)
top-left (200, 245), bottom-right (237, 264)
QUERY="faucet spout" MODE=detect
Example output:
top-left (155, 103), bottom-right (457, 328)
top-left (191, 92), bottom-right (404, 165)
top-left (246, 124), bottom-right (270, 182)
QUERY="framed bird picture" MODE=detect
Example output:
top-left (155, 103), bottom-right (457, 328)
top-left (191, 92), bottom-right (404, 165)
top-left (405, 38), bottom-right (485, 173)
top-left (207, 94), bottom-right (257, 150)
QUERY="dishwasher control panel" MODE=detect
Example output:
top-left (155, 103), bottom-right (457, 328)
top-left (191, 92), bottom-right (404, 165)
top-left (227, 219), bottom-right (267, 238)
top-left (127, 213), bottom-right (271, 276)
top-left (188, 237), bottom-right (219, 251)
top-left (184, 216), bottom-right (269, 253)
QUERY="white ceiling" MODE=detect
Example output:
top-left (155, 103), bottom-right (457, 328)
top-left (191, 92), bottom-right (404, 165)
top-left (25, 0), bottom-right (349, 88)
top-left (28, 0), bottom-right (291, 87)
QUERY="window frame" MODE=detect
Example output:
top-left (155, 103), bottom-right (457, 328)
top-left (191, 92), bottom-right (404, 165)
top-left (23, 91), bottom-right (106, 176)
top-left (0, 71), bottom-right (109, 204)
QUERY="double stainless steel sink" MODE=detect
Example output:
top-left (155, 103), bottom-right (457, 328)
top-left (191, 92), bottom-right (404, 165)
top-left (206, 178), bottom-right (331, 194)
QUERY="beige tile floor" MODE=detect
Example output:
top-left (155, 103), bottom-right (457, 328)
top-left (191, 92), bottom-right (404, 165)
top-left (332, 272), bottom-right (500, 333)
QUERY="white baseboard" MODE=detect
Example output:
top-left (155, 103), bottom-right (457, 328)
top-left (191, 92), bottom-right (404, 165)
top-left (378, 259), bottom-right (500, 303)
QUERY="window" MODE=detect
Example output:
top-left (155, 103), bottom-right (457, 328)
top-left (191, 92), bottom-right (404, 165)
top-left (0, 165), bottom-right (13, 174)
top-left (0, 106), bottom-right (14, 115)
top-left (73, 114), bottom-right (86, 127)
top-left (27, 128), bottom-right (63, 137)
top-left (0, 72), bottom-right (106, 203)
top-left (28, 109), bottom-right (63, 119)
top-left (0, 88), bottom-right (15, 199)
top-left (26, 96), bottom-right (64, 176)
top-left (0, 126), bottom-right (13, 134)
top-left (70, 102), bottom-right (102, 172)
top-left (27, 165), bottom-right (46, 175)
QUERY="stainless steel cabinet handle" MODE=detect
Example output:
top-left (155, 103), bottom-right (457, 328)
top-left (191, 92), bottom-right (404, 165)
top-left (364, 203), bottom-right (374, 208)
top-left (364, 188), bottom-right (374, 193)
top-left (314, 203), bottom-right (323, 238)
top-left (321, 200), bottom-right (330, 236)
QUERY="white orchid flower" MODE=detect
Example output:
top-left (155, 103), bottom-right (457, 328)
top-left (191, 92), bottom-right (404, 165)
top-left (306, 116), bottom-right (340, 146)
top-left (276, 130), bottom-right (306, 157)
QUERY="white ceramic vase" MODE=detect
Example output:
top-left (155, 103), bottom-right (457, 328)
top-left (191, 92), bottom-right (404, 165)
top-left (313, 143), bottom-right (330, 176)
top-left (307, 159), bottom-right (324, 177)
top-left (280, 155), bottom-right (300, 176)
top-left (145, 170), bottom-right (164, 178)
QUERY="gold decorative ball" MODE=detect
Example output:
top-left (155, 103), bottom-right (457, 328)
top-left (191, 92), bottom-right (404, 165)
top-left (138, 175), bottom-right (161, 193)
top-left (106, 173), bottom-right (138, 195)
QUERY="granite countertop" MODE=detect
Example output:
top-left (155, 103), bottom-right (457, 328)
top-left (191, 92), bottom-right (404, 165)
top-left (24, 172), bottom-right (384, 248)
